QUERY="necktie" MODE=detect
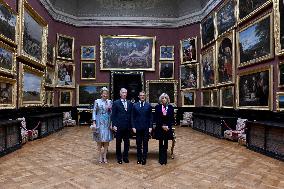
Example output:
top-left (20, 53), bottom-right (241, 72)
top-left (124, 100), bottom-right (127, 111)
top-left (141, 102), bottom-right (144, 108)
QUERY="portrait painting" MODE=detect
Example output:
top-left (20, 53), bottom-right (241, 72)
top-left (0, 42), bottom-right (15, 75)
top-left (237, 13), bottom-right (273, 67)
top-left (47, 43), bottom-right (55, 66)
top-left (160, 46), bottom-right (174, 60)
top-left (45, 67), bottom-right (55, 87)
top-left (81, 62), bottom-right (96, 80)
top-left (180, 64), bottom-right (198, 90)
top-left (0, 0), bottom-right (17, 44)
top-left (44, 90), bottom-right (54, 106)
top-left (279, 62), bottom-right (284, 87)
top-left (0, 76), bottom-right (16, 109)
top-left (201, 46), bottom-right (215, 88)
top-left (217, 32), bottom-right (234, 85)
top-left (201, 14), bottom-right (215, 47)
top-left (216, 0), bottom-right (236, 36)
top-left (159, 61), bottom-right (174, 79)
top-left (274, 0), bottom-right (284, 56)
top-left (180, 37), bottom-right (197, 63)
top-left (57, 34), bottom-right (74, 60)
top-left (202, 90), bottom-right (211, 106)
top-left (81, 45), bottom-right (95, 60)
top-left (237, 67), bottom-right (272, 110)
top-left (276, 92), bottom-right (284, 111)
top-left (100, 35), bottom-right (155, 71)
top-left (212, 89), bottom-right (219, 107)
top-left (146, 80), bottom-right (177, 106)
top-left (56, 61), bottom-right (75, 88)
top-left (77, 84), bottom-right (109, 106)
top-left (221, 86), bottom-right (234, 108)
top-left (181, 90), bottom-right (195, 107)
top-left (238, 0), bottom-right (271, 22)
top-left (60, 90), bottom-right (72, 106)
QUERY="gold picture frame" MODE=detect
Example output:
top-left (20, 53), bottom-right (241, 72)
top-left (216, 30), bottom-right (235, 86)
top-left (180, 63), bottom-right (199, 90)
top-left (146, 80), bottom-right (178, 107)
top-left (236, 12), bottom-right (274, 68)
top-left (276, 92), bottom-right (284, 111)
top-left (81, 45), bottom-right (96, 60)
top-left (44, 90), bottom-right (54, 107)
top-left (201, 13), bottom-right (215, 48)
top-left (18, 63), bottom-right (45, 107)
top-left (220, 85), bottom-right (235, 108)
top-left (201, 90), bottom-right (211, 107)
top-left (180, 37), bottom-right (198, 64)
top-left (0, 41), bottom-right (16, 75)
top-left (211, 89), bottom-right (220, 107)
top-left (55, 60), bottom-right (75, 88)
top-left (181, 90), bottom-right (195, 107)
top-left (100, 35), bottom-right (156, 71)
top-left (236, 65), bottom-right (273, 110)
top-left (56, 33), bottom-right (75, 61)
top-left (81, 61), bottom-right (96, 80)
top-left (47, 43), bottom-right (55, 66)
top-left (0, 76), bottom-right (17, 109)
top-left (159, 61), bottom-right (174, 80)
top-left (160, 45), bottom-right (174, 60)
top-left (201, 45), bottom-right (216, 88)
top-left (59, 90), bottom-right (73, 106)
top-left (45, 66), bottom-right (55, 87)
top-left (0, 0), bottom-right (18, 46)
top-left (274, 0), bottom-right (284, 56)
top-left (18, 0), bottom-right (48, 68)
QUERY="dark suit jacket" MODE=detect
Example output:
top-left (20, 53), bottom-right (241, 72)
top-left (131, 102), bottom-right (152, 131)
top-left (154, 104), bottom-right (174, 140)
top-left (111, 99), bottom-right (133, 130)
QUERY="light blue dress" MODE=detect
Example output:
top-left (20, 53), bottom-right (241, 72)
top-left (92, 99), bottom-right (113, 142)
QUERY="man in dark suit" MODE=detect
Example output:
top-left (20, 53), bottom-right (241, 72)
top-left (131, 91), bottom-right (153, 165)
top-left (111, 88), bottom-right (133, 164)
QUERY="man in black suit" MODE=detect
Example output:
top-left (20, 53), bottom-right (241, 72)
top-left (131, 91), bottom-right (153, 165)
top-left (111, 88), bottom-right (133, 164)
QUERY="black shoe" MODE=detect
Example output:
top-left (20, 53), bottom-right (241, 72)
top-left (117, 160), bottom-right (122, 164)
top-left (142, 159), bottom-right (146, 165)
top-left (137, 160), bottom-right (141, 164)
top-left (123, 158), bottom-right (129, 163)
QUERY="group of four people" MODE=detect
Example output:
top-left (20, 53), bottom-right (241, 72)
top-left (91, 87), bottom-right (174, 165)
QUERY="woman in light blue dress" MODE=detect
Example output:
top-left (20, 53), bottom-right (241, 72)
top-left (92, 87), bottom-right (113, 163)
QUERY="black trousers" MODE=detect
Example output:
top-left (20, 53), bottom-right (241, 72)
top-left (116, 129), bottom-right (130, 161)
top-left (136, 129), bottom-right (149, 160)
top-left (159, 139), bottom-right (168, 163)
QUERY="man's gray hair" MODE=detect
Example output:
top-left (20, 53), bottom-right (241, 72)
top-left (120, 88), bottom-right (127, 94)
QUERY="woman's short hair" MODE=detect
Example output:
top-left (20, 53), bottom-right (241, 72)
top-left (158, 93), bottom-right (170, 104)
top-left (100, 87), bottom-right (109, 94)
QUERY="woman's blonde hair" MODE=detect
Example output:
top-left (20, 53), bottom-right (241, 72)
top-left (158, 93), bottom-right (170, 104)
top-left (100, 87), bottom-right (109, 94)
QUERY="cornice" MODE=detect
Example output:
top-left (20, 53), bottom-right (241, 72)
top-left (39, 0), bottom-right (222, 27)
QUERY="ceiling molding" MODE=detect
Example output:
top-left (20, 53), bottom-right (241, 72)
top-left (39, 0), bottom-right (221, 27)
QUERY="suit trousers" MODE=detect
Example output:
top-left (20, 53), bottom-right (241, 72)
top-left (116, 129), bottom-right (130, 161)
top-left (159, 139), bottom-right (168, 164)
top-left (136, 129), bottom-right (149, 160)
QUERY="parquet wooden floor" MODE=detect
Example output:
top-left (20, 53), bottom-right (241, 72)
top-left (1, 126), bottom-right (284, 189)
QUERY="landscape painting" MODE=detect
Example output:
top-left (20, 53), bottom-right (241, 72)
top-left (77, 84), bottom-right (109, 106)
top-left (216, 0), bottom-right (236, 36)
top-left (0, 1), bottom-right (17, 44)
top-left (0, 42), bottom-right (15, 75)
top-left (238, 0), bottom-right (271, 22)
top-left (201, 14), bottom-right (215, 47)
top-left (181, 90), bottom-right (195, 107)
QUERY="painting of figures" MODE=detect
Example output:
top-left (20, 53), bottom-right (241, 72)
top-left (81, 46), bottom-right (95, 60)
top-left (56, 61), bottom-right (75, 88)
top-left (160, 46), bottom-right (174, 60)
top-left (180, 64), bottom-right (198, 90)
top-left (0, 43), bottom-right (15, 75)
top-left (159, 61), bottom-right (174, 79)
top-left (57, 34), bottom-right (74, 60)
top-left (201, 47), bottom-right (215, 88)
top-left (100, 35), bottom-right (155, 71)
top-left (180, 37), bottom-right (197, 63)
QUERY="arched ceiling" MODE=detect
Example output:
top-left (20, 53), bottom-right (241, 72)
top-left (40, 0), bottom-right (221, 27)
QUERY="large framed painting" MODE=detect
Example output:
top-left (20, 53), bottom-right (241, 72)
top-left (220, 86), bottom-right (234, 108)
top-left (100, 35), bottom-right (155, 71)
top-left (180, 64), bottom-right (198, 90)
top-left (77, 83), bottom-right (109, 106)
top-left (238, 0), bottom-right (272, 23)
top-left (0, 41), bottom-right (16, 75)
top-left (216, 31), bottom-right (235, 86)
top-left (216, 0), bottom-right (236, 37)
top-left (274, 0), bottom-right (284, 56)
top-left (159, 61), bottom-right (174, 80)
top-left (181, 90), bottom-right (195, 107)
top-left (212, 89), bottom-right (220, 107)
top-left (44, 90), bottom-right (54, 107)
top-left (59, 90), bottom-right (73, 106)
top-left (276, 92), bottom-right (284, 111)
top-left (81, 61), bottom-right (96, 80)
top-left (47, 43), bottom-right (55, 66)
top-left (201, 90), bottom-right (211, 107)
top-left (160, 46), bottom-right (174, 60)
top-left (81, 45), bottom-right (95, 60)
top-left (279, 62), bottom-right (284, 87)
top-left (201, 46), bottom-right (215, 88)
top-left (0, 76), bottom-right (16, 109)
top-left (237, 66), bottom-right (272, 110)
top-left (146, 80), bottom-right (178, 106)
top-left (180, 37), bottom-right (197, 63)
top-left (201, 14), bottom-right (215, 48)
top-left (56, 61), bottom-right (75, 88)
top-left (18, 0), bottom-right (48, 67)
top-left (0, 0), bottom-right (17, 46)
top-left (45, 66), bottom-right (55, 87)
top-left (19, 63), bottom-right (45, 107)
top-left (237, 13), bottom-right (274, 68)
top-left (57, 33), bottom-right (74, 61)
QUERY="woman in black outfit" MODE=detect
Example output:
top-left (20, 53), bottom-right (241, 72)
top-left (154, 93), bottom-right (174, 165)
